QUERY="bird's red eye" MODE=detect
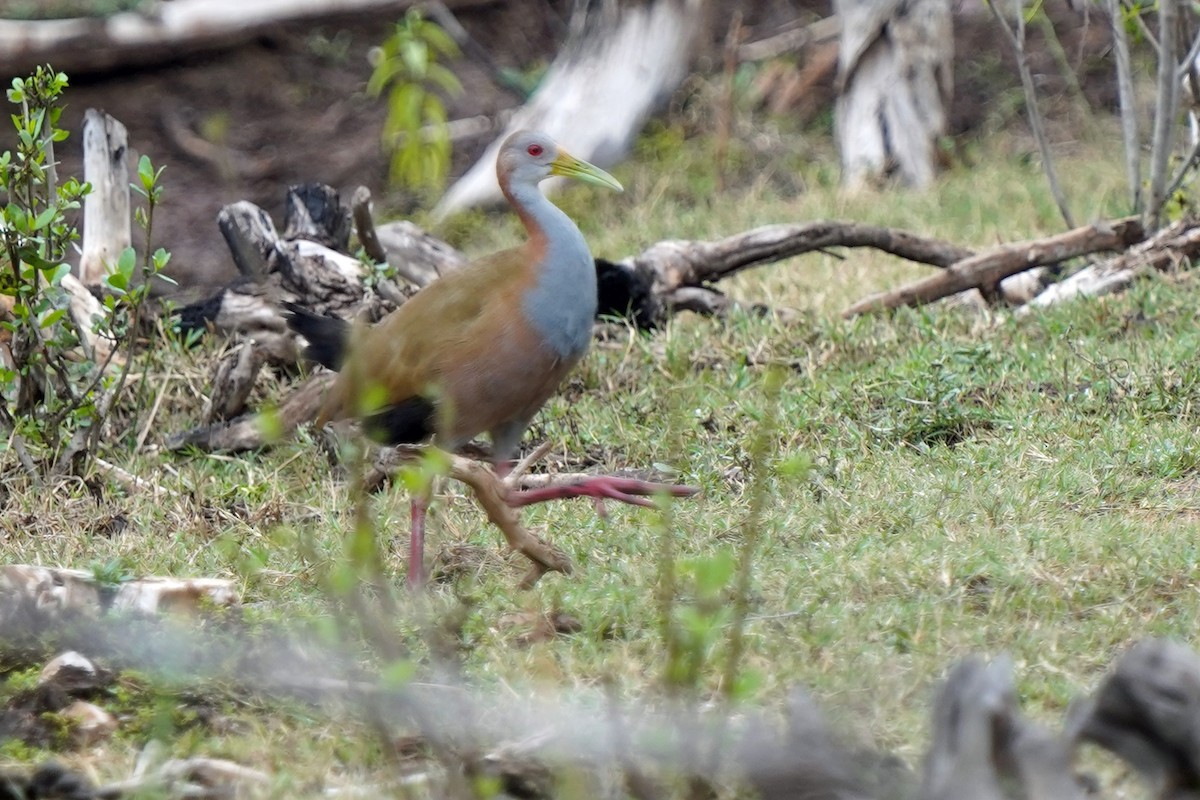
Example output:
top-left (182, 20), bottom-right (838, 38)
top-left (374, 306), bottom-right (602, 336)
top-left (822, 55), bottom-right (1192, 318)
top-left (527, 144), bottom-right (544, 157)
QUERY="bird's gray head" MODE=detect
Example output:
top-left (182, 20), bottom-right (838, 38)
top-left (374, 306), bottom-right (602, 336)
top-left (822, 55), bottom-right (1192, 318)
top-left (496, 130), bottom-right (623, 192)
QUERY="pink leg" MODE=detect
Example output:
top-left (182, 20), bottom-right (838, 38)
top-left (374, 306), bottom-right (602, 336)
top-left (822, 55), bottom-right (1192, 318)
top-left (407, 490), bottom-right (430, 589)
top-left (507, 475), bottom-right (698, 509)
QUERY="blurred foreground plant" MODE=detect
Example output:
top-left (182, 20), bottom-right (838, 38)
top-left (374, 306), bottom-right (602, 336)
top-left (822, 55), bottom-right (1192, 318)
top-left (368, 8), bottom-right (463, 196)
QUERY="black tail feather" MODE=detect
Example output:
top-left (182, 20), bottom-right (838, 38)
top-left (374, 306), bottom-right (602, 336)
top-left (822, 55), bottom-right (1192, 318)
top-left (364, 396), bottom-right (437, 445)
top-left (283, 302), bottom-right (350, 370)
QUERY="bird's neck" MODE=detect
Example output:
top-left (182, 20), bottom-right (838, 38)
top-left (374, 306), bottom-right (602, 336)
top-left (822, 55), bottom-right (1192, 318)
top-left (503, 177), bottom-right (598, 360)
top-left (503, 178), bottom-right (586, 260)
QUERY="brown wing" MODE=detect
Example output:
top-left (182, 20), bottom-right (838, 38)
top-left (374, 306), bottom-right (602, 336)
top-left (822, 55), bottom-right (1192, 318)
top-left (318, 245), bottom-right (539, 437)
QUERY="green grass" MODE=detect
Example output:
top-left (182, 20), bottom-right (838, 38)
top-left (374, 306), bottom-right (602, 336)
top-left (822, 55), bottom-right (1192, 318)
top-left (1, 118), bottom-right (1192, 795)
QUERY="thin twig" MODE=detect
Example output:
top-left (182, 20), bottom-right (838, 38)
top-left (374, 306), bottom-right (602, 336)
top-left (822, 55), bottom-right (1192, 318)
top-left (1125, 0), bottom-right (1160, 56)
top-left (506, 440), bottom-right (553, 482)
top-left (1162, 136), bottom-right (1200, 202)
top-left (0, 404), bottom-right (39, 480)
top-left (989, 0), bottom-right (1075, 229)
top-left (1176, 25), bottom-right (1200, 80)
top-left (93, 456), bottom-right (178, 498)
top-left (134, 367), bottom-right (172, 452)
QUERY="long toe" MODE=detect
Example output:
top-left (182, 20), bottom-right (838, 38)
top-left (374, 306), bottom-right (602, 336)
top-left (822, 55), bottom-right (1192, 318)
top-left (508, 475), bottom-right (698, 508)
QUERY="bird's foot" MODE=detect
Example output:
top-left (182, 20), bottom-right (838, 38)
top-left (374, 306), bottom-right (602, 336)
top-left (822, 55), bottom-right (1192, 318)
top-left (506, 475), bottom-right (698, 513)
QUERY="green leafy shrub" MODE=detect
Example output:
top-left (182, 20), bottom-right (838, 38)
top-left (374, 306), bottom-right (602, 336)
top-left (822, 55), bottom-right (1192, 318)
top-left (368, 9), bottom-right (462, 195)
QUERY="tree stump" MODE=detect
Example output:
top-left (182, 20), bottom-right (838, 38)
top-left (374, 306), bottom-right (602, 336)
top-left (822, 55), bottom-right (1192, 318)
top-left (434, 0), bottom-right (712, 216)
top-left (78, 109), bottom-right (131, 286)
top-left (834, 0), bottom-right (953, 188)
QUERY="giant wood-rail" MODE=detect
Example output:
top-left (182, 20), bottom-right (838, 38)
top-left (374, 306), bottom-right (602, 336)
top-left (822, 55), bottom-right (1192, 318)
top-left (287, 130), bottom-right (694, 587)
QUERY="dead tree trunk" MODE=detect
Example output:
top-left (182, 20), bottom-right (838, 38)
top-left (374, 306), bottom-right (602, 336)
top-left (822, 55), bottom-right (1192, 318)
top-left (434, 0), bottom-right (711, 217)
top-left (78, 109), bottom-right (130, 286)
top-left (0, 0), bottom-right (495, 78)
top-left (834, 0), bottom-right (953, 189)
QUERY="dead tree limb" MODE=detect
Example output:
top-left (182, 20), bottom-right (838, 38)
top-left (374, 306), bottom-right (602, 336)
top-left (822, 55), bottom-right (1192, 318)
top-left (434, 0), bottom-right (711, 216)
top-left (352, 186), bottom-right (468, 289)
top-left (843, 217), bottom-right (1146, 317)
top-left (166, 372), bottom-right (334, 453)
top-left (0, 0), bottom-right (499, 78)
top-left (1022, 217), bottom-right (1200, 311)
top-left (921, 656), bottom-right (1082, 800)
top-left (630, 220), bottom-right (974, 286)
top-left (78, 109), bottom-right (130, 286)
top-left (1067, 638), bottom-right (1200, 796)
top-left (0, 565), bottom-right (238, 624)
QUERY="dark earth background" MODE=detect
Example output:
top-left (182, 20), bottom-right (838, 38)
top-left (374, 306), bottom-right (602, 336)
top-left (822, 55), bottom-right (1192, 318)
top-left (20, 1), bottom-right (1115, 294)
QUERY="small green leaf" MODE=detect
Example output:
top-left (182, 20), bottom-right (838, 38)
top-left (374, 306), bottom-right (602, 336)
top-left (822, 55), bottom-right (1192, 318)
top-left (116, 245), bottom-right (137, 276)
top-left (104, 271), bottom-right (128, 294)
top-left (32, 205), bottom-right (56, 230)
top-left (38, 308), bottom-right (65, 329)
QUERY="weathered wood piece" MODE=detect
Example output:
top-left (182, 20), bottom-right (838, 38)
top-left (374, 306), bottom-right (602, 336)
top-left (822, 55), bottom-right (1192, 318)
top-left (283, 184), bottom-right (352, 251)
top-left (0, 0), bottom-right (498, 77)
top-left (434, 0), bottom-right (710, 216)
top-left (216, 201), bottom-right (278, 279)
top-left (352, 187), bottom-right (469, 290)
top-left (835, 0), bottom-right (953, 188)
top-left (844, 216), bottom-right (1146, 317)
top-left (608, 219), bottom-right (977, 326)
top-left (59, 272), bottom-right (118, 365)
top-left (167, 372), bottom-right (335, 453)
top-left (0, 565), bottom-right (238, 627)
top-left (737, 15), bottom-right (840, 62)
top-left (1023, 217), bottom-right (1200, 311)
top-left (627, 219), bottom-right (975, 284)
top-left (1068, 638), bottom-right (1200, 796)
top-left (183, 184), bottom-right (390, 364)
top-left (206, 341), bottom-right (264, 423)
top-left (78, 109), bottom-right (131, 286)
top-left (922, 656), bottom-right (1082, 800)
top-left (741, 689), bottom-right (899, 800)
top-left (276, 239), bottom-right (368, 313)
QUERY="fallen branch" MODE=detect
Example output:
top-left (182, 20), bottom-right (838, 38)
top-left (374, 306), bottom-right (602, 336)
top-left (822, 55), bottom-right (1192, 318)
top-left (1021, 217), bottom-right (1200, 311)
top-left (737, 15), bottom-right (839, 62)
top-left (0, 565), bottom-right (238, 625)
top-left (843, 216), bottom-right (1145, 317)
top-left (93, 456), bottom-right (179, 498)
top-left (1067, 638), bottom-right (1200, 791)
top-left (165, 372), bottom-right (335, 452)
top-left (0, 0), bottom-right (499, 77)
